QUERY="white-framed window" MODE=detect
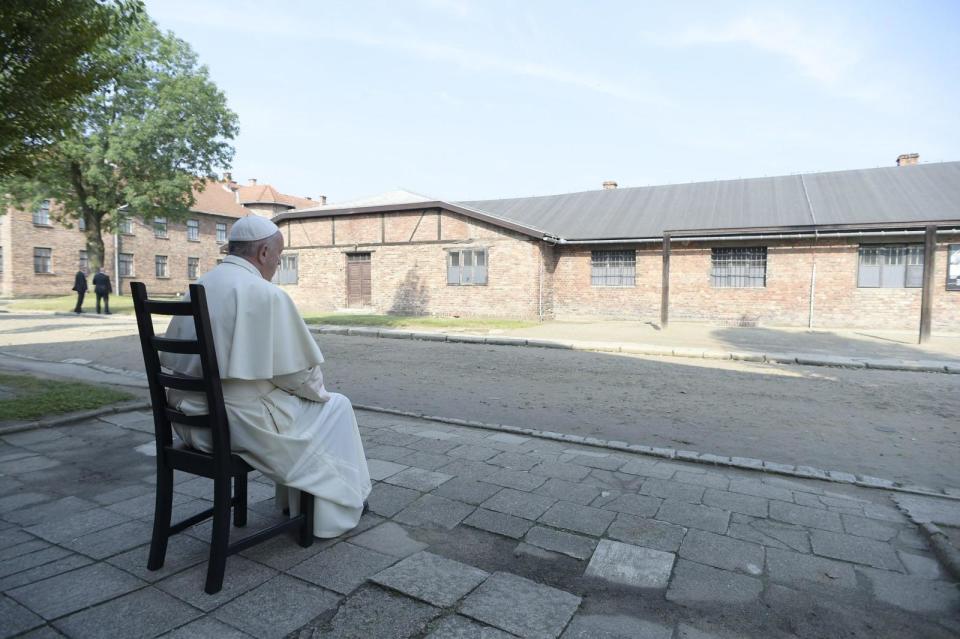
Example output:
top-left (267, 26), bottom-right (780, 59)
top-left (274, 254), bottom-right (298, 284)
top-left (216, 222), bottom-right (227, 243)
top-left (858, 244), bottom-right (923, 288)
top-left (711, 247), bottom-right (767, 288)
top-left (79, 250), bottom-right (88, 270)
top-left (119, 253), bottom-right (134, 277)
top-left (33, 200), bottom-right (51, 225)
top-left (186, 219), bottom-right (199, 241)
top-left (187, 257), bottom-right (199, 280)
top-left (155, 255), bottom-right (168, 278)
top-left (33, 247), bottom-right (52, 273)
top-left (78, 217), bottom-right (86, 231)
top-left (154, 217), bottom-right (168, 238)
top-left (118, 218), bottom-right (134, 235)
top-left (591, 250), bottom-right (636, 287)
top-left (447, 248), bottom-right (487, 285)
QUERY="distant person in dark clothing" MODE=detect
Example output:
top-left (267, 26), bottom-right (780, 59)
top-left (72, 268), bottom-right (87, 313)
top-left (92, 267), bottom-right (112, 314)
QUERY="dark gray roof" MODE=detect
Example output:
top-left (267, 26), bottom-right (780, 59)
top-left (458, 161), bottom-right (960, 240)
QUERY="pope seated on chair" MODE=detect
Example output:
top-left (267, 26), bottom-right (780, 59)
top-left (160, 216), bottom-right (372, 538)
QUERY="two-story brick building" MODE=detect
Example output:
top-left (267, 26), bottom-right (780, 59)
top-left (1, 176), bottom-right (316, 299)
top-left (272, 157), bottom-right (960, 331)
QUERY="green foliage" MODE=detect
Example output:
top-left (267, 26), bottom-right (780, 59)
top-left (0, 0), bottom-right (142, 177)
top-left (2, 8), bottom-right (238, 269)
top-left (303, 313), bottom-right (537, 330)
top-left (0, 372), bottom-right (134, 421)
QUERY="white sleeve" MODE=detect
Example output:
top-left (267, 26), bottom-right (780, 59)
top-left (271, 366), bottom-right (331, 403)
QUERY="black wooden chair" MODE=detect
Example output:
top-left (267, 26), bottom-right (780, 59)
top-left (131, 282), bottom-right (313, 594)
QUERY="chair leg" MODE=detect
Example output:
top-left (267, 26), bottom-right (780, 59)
top-left (147, 466), bottom-right (174, 571)
top-left (233, 473), bottom-right (247, 527)
top-left (205, 476), bottom-right (232, 594)
top-left (298, 489), bottom-right (314, 548)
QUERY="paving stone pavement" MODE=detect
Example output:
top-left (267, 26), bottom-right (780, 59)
top-left (0, 409), bottom-right (958, 639)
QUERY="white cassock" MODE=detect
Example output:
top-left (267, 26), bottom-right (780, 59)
top-left (159, 255), bottom-right (371, 538)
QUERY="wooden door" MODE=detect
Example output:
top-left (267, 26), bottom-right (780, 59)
top-left (346, 253), bottom-right (371, 307)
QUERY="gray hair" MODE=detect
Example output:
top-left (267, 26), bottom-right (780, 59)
top-left (227, 236), bottom-right (272, 257)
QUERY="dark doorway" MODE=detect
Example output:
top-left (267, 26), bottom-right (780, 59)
top-left (346, 253), bottom-right (372, 307)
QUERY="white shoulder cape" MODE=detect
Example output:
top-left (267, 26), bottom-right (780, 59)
top-left (159, 255), bottom-right (324, 380)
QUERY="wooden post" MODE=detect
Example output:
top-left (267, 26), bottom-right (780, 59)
top-left (661, 233), bottom-right (671, 328)
top-left (919, 225), bottom-right (936, 343)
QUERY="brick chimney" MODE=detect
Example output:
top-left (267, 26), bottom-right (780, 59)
top-left (896, 153), bottom-right (919, 166)
top-left (602, 180), bottom-right (618, 190)
top-left (247, 178), bottom-right (257, 186)
top-left (223, 171), bottom-right (232, 182)
top-left (319, 195), bottom-right (327, 205)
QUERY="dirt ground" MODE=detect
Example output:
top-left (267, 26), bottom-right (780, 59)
top-left (1, 312), bottom-right (958, 490)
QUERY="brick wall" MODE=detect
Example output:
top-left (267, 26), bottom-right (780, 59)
top-left (550, 237), bottom-right (960, 330)
top-left (279, 209), bottom-right (548, 318)
top-left (1, 207), bottom-right (236, 298)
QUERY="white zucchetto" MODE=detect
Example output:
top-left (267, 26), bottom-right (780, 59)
top-left (229, 215), bottom-right (280, 242)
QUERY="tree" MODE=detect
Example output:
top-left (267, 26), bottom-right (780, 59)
top-left (0, 0), bottom-right (142, 177)
top-left (2, 12), bottom-right (238, 270)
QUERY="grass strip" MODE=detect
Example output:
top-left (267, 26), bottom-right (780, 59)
top-left (0, 372), bottom-right (134, 421)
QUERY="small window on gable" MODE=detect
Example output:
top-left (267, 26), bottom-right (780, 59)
top-left (447, 249), bottom-right (487, 285)
top-left (119, 218), bottom-right (134, 235)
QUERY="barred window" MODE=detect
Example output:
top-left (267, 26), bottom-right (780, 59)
top-left (33, 200), bottom-right (51, 225)
top-left (118, 218), bottom-right (134, 235)
top-left (216, 222), bottom-right (227, 243)
top-left (274, 254), bottom-right (298, 285)
top-left (591, 250), bottom-right (636, 287)
top-left (447, 249), bottom-right (487, 285)
top-left (187, 257), bottom-right (199, 280)
top-left (33, 247), bottom-right (52, 273)
top-left (858, 244), bottom-right (923, 288)
top-left (155, 255), bottom-right (168, 278)
top-left (711, 247), bottom-right (767, 288)
top-left (154, 217), bottom-right (167, 238)
top-left (79, 250), bottom-right (88, 270)
top-left (119, 253), bottom-right (134, 277)
top-left (186, 219), bottom-right (199, 241)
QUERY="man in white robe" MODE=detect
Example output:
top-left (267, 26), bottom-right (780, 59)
top-left (160, 216), bottom-right (371, 538)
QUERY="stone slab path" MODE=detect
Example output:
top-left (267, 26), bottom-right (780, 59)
top-left (0, 408), bottom-right (957, 638)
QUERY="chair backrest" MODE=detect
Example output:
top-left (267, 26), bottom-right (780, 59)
top-left (131, 282), bottom-right (233, 470)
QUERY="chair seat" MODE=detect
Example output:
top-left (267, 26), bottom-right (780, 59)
top-left (165, 440), bottom-right (254, 478)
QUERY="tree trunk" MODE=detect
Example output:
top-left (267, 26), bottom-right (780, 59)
top-left (85, 217), bottom-right (106, 271)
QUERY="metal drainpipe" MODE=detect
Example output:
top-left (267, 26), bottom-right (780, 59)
top-left (807, 233), bottom-right (818, 328)
top-left (114, 226), bottom-right (120, 296)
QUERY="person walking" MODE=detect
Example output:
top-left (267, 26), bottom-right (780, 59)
top-left (92, 267), bottom-right (112, 314)
top-left (72, 268), bottom-right (88, 313)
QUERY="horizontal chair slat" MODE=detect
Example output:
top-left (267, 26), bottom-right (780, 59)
top-left (164, 408), bottom-right (209, 428)
top-left (151, 336), bottom-right (201, 354)
top-left (144, 300), bottom-right (194, 316)
top-left (157, 371), bottom-right (205, 392)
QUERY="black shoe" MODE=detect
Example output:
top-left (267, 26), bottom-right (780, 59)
top-left (362, 500), bottom-right (369, 514)
top-left (105, 311), bottom-right (112, 315)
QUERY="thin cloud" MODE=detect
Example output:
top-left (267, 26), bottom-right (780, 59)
top-left (667, 13), bottom-right (861, 86)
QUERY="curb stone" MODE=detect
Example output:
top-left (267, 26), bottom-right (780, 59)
top-left (351, 403), bottom-right (960, 501)
top-left (917, 523), bottom-right (960, 581)
top-left (0, 400), bottom-right (152, 435)
top-left (308, 325), bottom-right (959, 374)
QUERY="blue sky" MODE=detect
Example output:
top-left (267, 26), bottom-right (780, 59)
top-left (146, 0), bottom-right (960, 203)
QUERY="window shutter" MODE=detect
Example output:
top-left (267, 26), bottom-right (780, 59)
top-left (447, 251), bottom-right (460, 284)
top-left (475, 250), bottom-right (487, 284)
top-left (857, 247), bottom-right (881, 287)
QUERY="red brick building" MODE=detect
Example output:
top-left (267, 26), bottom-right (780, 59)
top-left (273, 158), bottom-right (960, 331)
top-left (1, 177), bottom-right (316, 299)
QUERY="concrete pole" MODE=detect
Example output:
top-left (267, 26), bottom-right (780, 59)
top-left (661, 233), bottom-right (671, 328)
top-left (919, 225), bottom-right (936, 343)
